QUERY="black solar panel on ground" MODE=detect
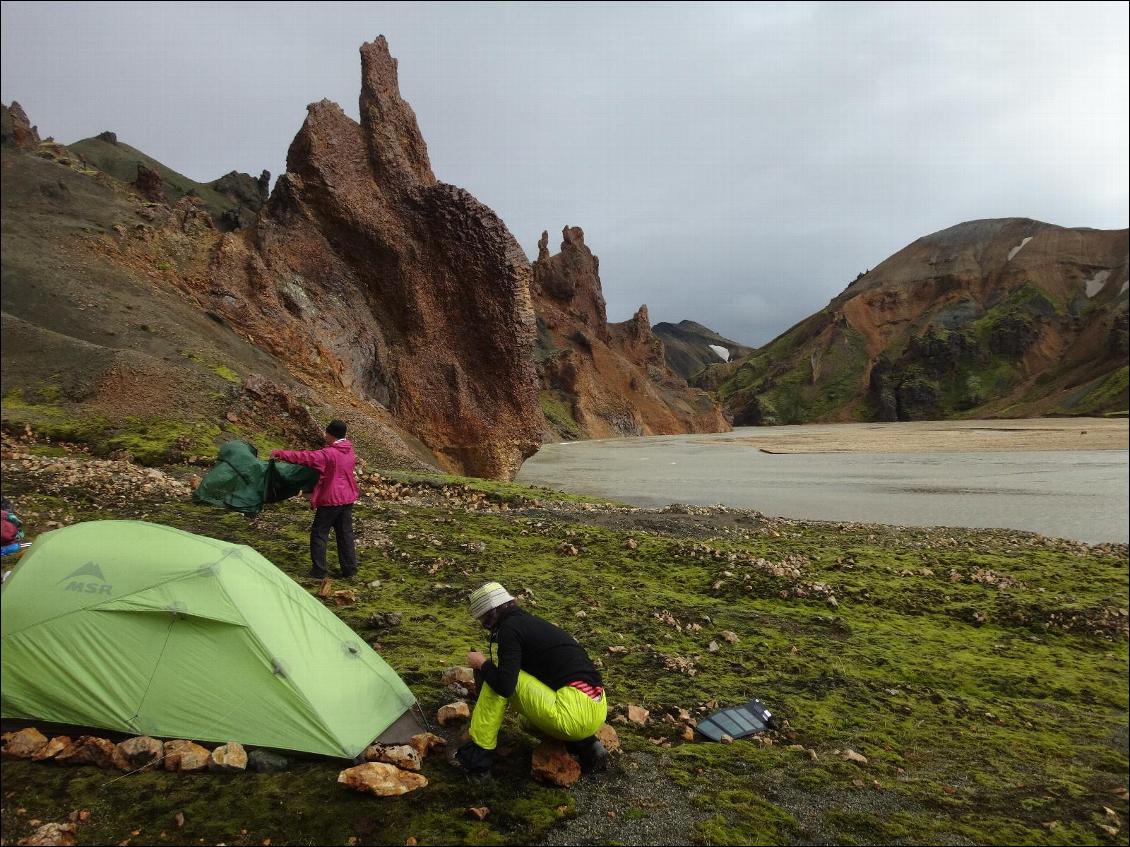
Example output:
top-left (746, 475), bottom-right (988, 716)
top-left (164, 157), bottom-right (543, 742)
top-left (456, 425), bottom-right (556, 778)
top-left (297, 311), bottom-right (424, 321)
top-left (695, 698), bottom-right (773, 741)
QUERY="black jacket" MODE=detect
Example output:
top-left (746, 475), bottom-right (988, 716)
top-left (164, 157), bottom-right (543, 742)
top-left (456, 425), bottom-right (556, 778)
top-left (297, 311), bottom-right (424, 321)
top-left (478, 607), bottom-right (602, 698)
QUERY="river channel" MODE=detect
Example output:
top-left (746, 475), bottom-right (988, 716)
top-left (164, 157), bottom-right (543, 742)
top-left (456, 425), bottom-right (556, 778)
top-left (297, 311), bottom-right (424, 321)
top-left (516, 421), bottom-right (1130, 544)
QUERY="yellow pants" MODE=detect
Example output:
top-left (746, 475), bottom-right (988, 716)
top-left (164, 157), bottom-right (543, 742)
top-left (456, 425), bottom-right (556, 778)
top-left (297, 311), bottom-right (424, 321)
top-left (469, 671), bottom-right (608, 751)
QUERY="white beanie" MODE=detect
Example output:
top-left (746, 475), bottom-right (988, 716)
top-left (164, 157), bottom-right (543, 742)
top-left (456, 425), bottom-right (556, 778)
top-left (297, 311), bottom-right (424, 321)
top-left (468, 581), bottom-right (515, 619)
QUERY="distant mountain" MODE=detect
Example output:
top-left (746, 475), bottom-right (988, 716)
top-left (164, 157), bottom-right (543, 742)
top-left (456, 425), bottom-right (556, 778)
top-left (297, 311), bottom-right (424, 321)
top-left (701, 218), bottom-right (1128, 424)
top-left (653, 320), bottom-right (755, 380)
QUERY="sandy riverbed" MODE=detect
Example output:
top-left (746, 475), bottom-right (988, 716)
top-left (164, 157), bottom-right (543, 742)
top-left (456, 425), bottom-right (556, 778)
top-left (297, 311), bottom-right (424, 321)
top-left (695, 417), bottom-right (1128, 453)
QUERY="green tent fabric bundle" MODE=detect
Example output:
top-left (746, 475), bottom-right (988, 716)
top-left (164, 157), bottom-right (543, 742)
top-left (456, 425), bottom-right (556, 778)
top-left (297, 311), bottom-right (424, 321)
top-left (0, 521), bottom-right (419, 758)
top-left (193, 440), bottom-right (320, 516)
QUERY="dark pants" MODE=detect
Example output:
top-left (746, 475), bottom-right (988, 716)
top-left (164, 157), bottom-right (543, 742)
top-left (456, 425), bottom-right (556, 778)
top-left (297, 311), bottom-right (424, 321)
top-left (310, 504), bottom-right (356, 576)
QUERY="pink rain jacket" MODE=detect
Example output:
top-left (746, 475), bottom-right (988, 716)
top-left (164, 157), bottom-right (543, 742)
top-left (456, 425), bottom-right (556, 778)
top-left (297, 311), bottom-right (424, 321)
top-left (271, 439), bottom-right (359, 508)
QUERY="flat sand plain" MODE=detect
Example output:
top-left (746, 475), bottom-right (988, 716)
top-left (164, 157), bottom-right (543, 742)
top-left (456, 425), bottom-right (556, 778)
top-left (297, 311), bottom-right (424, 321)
top-left (697, 417), bottom-right (1129, 453)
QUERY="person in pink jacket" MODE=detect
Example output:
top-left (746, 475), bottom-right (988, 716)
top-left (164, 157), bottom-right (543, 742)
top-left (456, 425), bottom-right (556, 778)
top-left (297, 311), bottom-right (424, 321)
top-left (272, 420), bottom-right (360, 580)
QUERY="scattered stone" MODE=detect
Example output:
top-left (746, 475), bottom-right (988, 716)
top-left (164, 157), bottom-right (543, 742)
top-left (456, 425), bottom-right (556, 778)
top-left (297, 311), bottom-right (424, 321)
top-left (247, 749), bottom-right (289, 773)
top-left (808, 749), bottom-right (819, 762)
top-left (368, 612), bottom-right (403, 629)
top-left (317, 578), bottom-right (333, 598)
top-left (625, 538), bottom-right (638, 550)
top-left (33, 736), bottom-right (72, 762)
top-left (531, 741), bottom-right (581, 787)
top-left (468, 807), bottom-right (489, 820)
top-left (842, 748), bottom-right (868, 765)
top-left (607, 645), bottom-right (628, 655)
top-left (682, 727), bottom-right (695, 742)
top-left (440, 666), bottom-right (476, 696)
top-left (405, 838), bottom-right (418, 846)
top-left (55, 736), bottom-right (128, 770)
top-left (338, 762), bottom-right (427, 797)
top-left (575, 610), bottom-right (587, 618)
top-left (209, 742), bottom-right (248, 773)
top-left (1099, 824), bottom-right (1120, 838)
top-left (65, 811), bottom-right (90, 824)
top-left (708, 640), bottom-right (721, 652)
top-left (595, 724), bottom-right (621, 753)
top-left (720, 630), bottom-right (740, 643)
top-left (362, 744), bottom-right (421, 772)
top-left (162, 740), bottom-right (211, 772)
top-left (331, 590), bottom-right (358, 606)
top-left (408, 733), bottom-right (447, 758)
top-left (174, 812), bottom-right (185, 829)
top-left (626, 705), bottom-right (650, 726)
top-left (437, 701), bottom-right (471, 725)
top-left (788, 744), bottom-right (806, 751)
top-left (556, 542), bottom-right (579, 556)
top-left (17, 822), bottom-right (76, 846)
top-left (115, 736), bottom-right (162, 770)
top-left (720, 734), bottom-right (734, 745)
top-left (2, 728), bottom-right (48, 759)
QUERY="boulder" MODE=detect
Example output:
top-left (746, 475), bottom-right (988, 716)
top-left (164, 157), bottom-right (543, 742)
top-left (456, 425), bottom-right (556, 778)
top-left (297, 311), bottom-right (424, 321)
top-left (408, 733), bottom-right (446, 758)
top-left (32, 736), bottom-right (72, 762)
top-left (209, 742), bottom-right (248, 773)
top-left (16, 822), bottom-right (76, 846)
top-left (55, 736), bottom-right (128, 770)
top-left (595, 724), bottom-right (621, 753)
top-left (338, 762), bottom-right (427, 797)
top-left (842, 748), bottom-right (868, 765)
top-left (247, 749), bottom-right (289, 773)
top-left (626, 704), bottom-right (650, 726)
top-left (361, 743), bottom-right (421, 772)
top-left (440, 666), bottom-right (476, 696)
top-left (162, 739), bottom-right (211, 772)
top-left (115, 736), bottom-right (163, 770)
top-left (437, 701), bottom-right (471, 725)
top-left (2, 727), bottom-right (48, 759)
top-left (530, 741), bottom-right (581, 787)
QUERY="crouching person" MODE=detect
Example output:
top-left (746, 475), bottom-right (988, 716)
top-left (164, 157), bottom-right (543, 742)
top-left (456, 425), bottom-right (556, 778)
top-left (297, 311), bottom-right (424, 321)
top-left (454, 581), bottom-right (608, 778)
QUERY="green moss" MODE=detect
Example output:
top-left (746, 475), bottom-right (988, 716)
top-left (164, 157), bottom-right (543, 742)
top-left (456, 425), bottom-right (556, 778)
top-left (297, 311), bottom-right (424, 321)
top-left (539, 391), bottom-right (582, 440)
top-left (0, 453), bottom-right (1126, 845)
top-left (1059, 365), bottom-right (1129, 416)
top-left (179, 349), bottom-right (241, 384)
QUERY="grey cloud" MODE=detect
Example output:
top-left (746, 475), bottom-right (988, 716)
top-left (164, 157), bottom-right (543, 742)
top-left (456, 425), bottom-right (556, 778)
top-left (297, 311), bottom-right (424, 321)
top-left (3, 1), bottom-right (1126, 347)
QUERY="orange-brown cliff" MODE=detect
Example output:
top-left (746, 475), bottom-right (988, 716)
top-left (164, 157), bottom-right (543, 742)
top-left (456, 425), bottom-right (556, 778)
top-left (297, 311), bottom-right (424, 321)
top-left (200, 37), bottom-right (541, 478)
top-left (532, 227), bottom-right (729, 439)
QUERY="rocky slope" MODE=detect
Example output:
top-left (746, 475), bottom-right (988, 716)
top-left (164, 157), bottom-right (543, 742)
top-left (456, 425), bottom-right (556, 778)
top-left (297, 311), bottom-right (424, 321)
top-left (2, 38), bottom-right (545, 479)
top-left (532, 227), bottom-right (729, 439)
top-left (3, 37), bottom-right (729, 475)
top-left (704, 218), bottom-right (1129, 424)
top-left (653, 320), bottom-right (754, 381)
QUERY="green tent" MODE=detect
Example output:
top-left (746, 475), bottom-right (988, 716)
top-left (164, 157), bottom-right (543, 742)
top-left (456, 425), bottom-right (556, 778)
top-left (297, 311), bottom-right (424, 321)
top-left (193, 440), bottom-right (320, 516)
top-left (0, 521), bottom-right (420, 758)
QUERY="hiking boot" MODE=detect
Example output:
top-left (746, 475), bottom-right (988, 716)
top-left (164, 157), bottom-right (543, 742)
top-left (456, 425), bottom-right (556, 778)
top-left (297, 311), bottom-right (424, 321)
top-left (305, 569), bottom-right (329, 580)
top-left (339, 572), bottom-right (356, 582)
top-left (565, 737), bottom-right (608, 774)
top-left (452, 740), bottom-right (494, 778)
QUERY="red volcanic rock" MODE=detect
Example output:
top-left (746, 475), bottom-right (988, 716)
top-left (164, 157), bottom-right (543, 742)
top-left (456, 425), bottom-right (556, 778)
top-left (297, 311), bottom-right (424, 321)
top-left (1, 101), bottom-right (41, 148)
top-left (533, 228), bottom-right (610, 342)
top-left (532, 227), bottom-right (729, 439)
top-left (132, 164), bottom-right (168, 204)
top-left (201, 36), bottom-right (540, 478)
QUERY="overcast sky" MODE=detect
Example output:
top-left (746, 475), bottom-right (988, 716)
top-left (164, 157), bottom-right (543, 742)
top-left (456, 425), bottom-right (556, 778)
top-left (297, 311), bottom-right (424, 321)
top-left (3, 2), bottom-right (1127, 345)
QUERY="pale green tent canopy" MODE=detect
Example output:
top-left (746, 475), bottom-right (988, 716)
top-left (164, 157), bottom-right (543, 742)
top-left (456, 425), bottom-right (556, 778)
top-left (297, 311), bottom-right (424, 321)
top-left (1, 521), bottom-right (421, 758)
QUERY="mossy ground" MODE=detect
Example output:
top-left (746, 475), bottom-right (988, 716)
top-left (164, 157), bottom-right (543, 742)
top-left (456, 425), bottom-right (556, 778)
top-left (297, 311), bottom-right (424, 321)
top-left (1, 450), bottom-right (1127, 846)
